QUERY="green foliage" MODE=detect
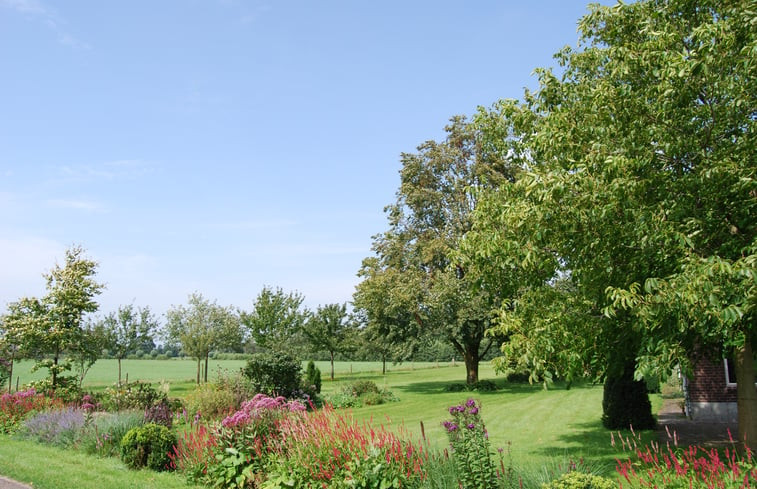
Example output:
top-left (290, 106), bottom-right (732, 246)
top-left (241, 286), bottom-right (307, 353)
top-left (601, 365), bottom-right (655, 430)
top-left (243, 351), bottom-right (302, 397)
top-left (541, 472), bottom-right (616, 489)
top-left (79, 410), bottom-right (145, 458)
top-left (445, 380), bottom-right (497, 393)
top-left (99, 380), bottom-right (167, 412)
top-left (26, 375), bottom-right (83, 403)
top-left (120, 422), bottom-right (176, 471)
top-left (354, 116), bottom-right (515, 385)
top-left (206, 447), bottom-right (254, 489)
top-left (303, 303), bottom-right (356, 381)
top-left (325, 380), bottom-right (398, 408)
top-left (185, 383), bottom-right (236, 420)
top-left (100, 303), bottom-right (158, 383)
top-left (443, 399), bottom-right (498, 488)
top-left (165, 293), bottom-right (242, 384)
top-left (1, 246), bottom-right (104, 388)
top-left (304, 360), bottom-right (322, 394)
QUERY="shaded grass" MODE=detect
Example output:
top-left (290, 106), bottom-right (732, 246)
top-left (0, 435), bottom-right (202, 489)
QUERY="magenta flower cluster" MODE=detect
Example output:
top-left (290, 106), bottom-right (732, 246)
top-left (222, 393), bottom-right (306, 428)
top-left (1, 388), bottom-right (37, 405)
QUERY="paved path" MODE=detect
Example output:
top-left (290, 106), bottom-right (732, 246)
top-left (0, 476), bottom-right (31, 489)
top-left (655, 398), bottom-right (739, 448)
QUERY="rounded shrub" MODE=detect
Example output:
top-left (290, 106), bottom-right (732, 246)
top-left (120, 423), bottom-right (176, 471)
top-left (541, 471), bottom-right (616, 489)
top-left (243, 351), bottom-right (302, 397)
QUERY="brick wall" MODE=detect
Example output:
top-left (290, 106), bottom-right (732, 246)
top-left (687, 353), bottom-right (737, 403)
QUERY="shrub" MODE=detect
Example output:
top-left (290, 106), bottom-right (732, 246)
top-left (445, 380), bottom-right (498, 393)
top-left (542, 472), bottom-right (616, 489)
top-left (79, 410), bottom-right (145, 458)
top-left (185, 383), bottom-right (236, 421)
top-left (304, 360), bottom-right (322, 394)
top-left (602, 373), bottom-right (655, 430)
top-left (348, 380), bottom-right (380, 397)
top-left (100, 381), bottom-right (167, 412)
top-left (120, 423), bottom-right (176, 471)
top-left (360, 391), bottom-right (385, 406)
top-left (19, 407), bottom-right (86, 446)
top-left (26, 376), bottom-right (82, 404)
top-left (442, 399), bottom-right (498, 488)
top-left (213, 368), bottom-right (257, 410)
top-left (0, 388), bottom-right (62, 434)
top-left (242, 352), bottom-right (302, 397)
top-left (145, 401), bottom-right (173, 428)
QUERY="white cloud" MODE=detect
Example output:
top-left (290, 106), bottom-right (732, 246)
top-left (58, 160), bottom-right (155, 182)
top-left (47, 198), bottom-right (107, 213)
top-left (0, 0), bottom-right (90, 50)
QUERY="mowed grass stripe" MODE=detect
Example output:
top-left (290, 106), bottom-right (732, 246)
top-left (0, 436), bottom-right (202, 489)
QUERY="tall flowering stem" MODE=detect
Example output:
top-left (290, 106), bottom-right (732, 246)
top-left (443, 398), bottom-right (498, 488)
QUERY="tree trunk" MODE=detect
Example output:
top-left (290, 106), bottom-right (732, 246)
top-left (735, 336), bottom-right (757, 447)
top-left (52, 351), bottom-right (59, 388)
top-left (118, 357), bottom-right (122, 386)
top-left (7, 351), bottom-right (13, 394)
top-left (382, 355), bottom-right (386, 375)
top-left (463, 349), bottom-right (479, 385)
top-left (196, 358), bottom-right (200, 384)
top-left (204, 352), bottom-right (209, 383)
top-left (330, 351), bottom-right (335, 381)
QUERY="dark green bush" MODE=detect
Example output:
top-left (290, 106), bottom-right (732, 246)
top-left (602, 369), bottom-right (656, 430)
top-left (541, 471), bottom-right (616, 489)
top-left (445, 380), bottom-right (498, 392)
top-left (304, 360), bottom-right (322, 394)
top-left (120, 423), bottom-right (176, 471)
top-left (243, 351), bottom-right (302, 397)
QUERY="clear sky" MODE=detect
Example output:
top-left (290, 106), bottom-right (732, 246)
top-left (0, 0), bottom-right (610, 318)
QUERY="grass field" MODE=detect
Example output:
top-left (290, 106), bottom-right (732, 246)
top-left (3, 359), bottom-right (662, 485)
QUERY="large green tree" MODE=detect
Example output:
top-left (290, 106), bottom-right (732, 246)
top-left (165, 293), bottom-right (242, 383)
top-left (1, 246), bottom-right (104, 388)
top-left (101, 303), bottom-right (160, 385)
top-left (355, 116), bottom-right (519, 384)
top-left (465, 0), bottom-right (756, 437)
top-left (241, 286), bottom-right (308, 353)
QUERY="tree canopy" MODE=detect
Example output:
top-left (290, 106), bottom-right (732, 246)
top-left (462, 0), bottom-right (756, 438)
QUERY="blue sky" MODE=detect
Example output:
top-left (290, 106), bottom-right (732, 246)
top-left (1, 0), bottom-right (608, 318)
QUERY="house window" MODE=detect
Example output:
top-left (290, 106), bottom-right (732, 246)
top-left (724, 354), bottom-right (757, 386)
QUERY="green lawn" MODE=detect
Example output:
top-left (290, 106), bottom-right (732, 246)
top-left (0, 435), bottom-right (202, 489)
top-left (2, 359), bottom-right (661, 486)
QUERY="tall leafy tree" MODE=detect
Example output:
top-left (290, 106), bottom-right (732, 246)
top-left (465, 0), bottom-right (756, 437)
top-left (241, 286), bottom-right (307, 353)
top-left (1, 246), bottom-right (104, 388)
top-left (165, 293), bottom-right (242, 383)
top-left (302, 303), bottom-right (355, 380)
top-left (101, 303), bottom-right (159, 385)
top-left (355, 116), bottom-right (519, 384)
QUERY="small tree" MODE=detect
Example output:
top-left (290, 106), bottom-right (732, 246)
top-left (241, 286), bottom-right (307, 353)
top-left (102, 303), bottom-right (159, 385)
top-left (1, 246), bottom-right (104, 388)
top-left (243, 351), bottom-right (302, 397)
top-left (302, 303), bottom-right (356, 380)
top-left (165, 293), bottom-right (242, 383)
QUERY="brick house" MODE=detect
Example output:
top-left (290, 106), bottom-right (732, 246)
top-left (683, 353), bottom-right (739, 422)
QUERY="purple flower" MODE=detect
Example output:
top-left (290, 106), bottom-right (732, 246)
top-left (469, 407), bottom-right (479, 415)
top-left (466, 399), bottom-right (476, 408)
top-left (447, 423), bottom-right (458, 432)
top-left (448, 406), bottom-right (457, 415)
top-left (467, 423), bottom-right (475, 430)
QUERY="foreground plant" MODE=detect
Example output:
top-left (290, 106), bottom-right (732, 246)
top-left (0, 388), bottom-right (62, 434)
top-left (614, 429), bottom-right (757, 488)
top-left (443, 399), bottom-right (498, 488)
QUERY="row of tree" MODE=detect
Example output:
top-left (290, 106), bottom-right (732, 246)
top-left (0, 247), bottom-right (361, 389)
top-left (352, 0), bottom-right (755, 443)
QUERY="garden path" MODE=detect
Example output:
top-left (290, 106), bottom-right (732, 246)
top-left (0, 476), bottom-right (31, 489)
top-left (656, 398), bottom-right (739, 448)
